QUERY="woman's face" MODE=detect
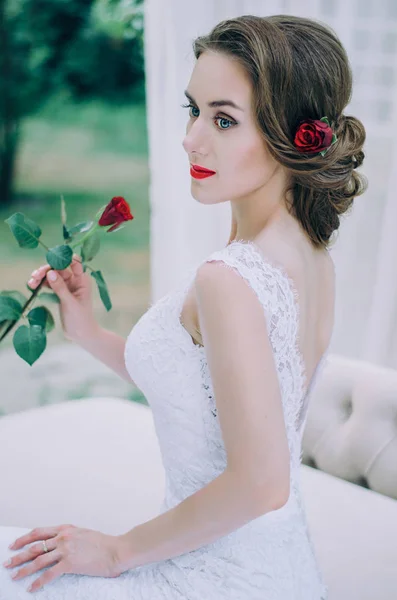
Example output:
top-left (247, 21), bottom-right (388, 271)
top-left (182, 51), bottom-right (280, 206)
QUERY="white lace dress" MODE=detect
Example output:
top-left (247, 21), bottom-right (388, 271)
top-left (0, 240), bottom-right (330, 599)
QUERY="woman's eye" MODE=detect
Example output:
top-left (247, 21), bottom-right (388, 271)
top-left (181, 103), bottom-right (199, 118)
top-left (190, 106), bottom-right (200, 118)
top-left (181, 103), bottom-right (236, 130)
top-left (214, 116), bottom-right (234, 130)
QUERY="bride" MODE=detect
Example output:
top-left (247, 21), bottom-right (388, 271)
top-left (0, 13), bottom-right (365, 599)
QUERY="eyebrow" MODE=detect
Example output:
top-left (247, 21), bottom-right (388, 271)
top-left (184, 90), bottom-right (244, 112)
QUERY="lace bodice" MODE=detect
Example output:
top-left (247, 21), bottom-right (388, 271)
top-left (125, 240), bottom-right (329, 496)
top-left (125, 241), bottom-right (329, 504)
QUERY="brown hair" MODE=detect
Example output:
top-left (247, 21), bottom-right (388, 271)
top-left (193, 14), bottom-right (367, 250)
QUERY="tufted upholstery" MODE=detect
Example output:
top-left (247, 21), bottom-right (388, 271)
top-left (302, 354), bottom-right (397, 500)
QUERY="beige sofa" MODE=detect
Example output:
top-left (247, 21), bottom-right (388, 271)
top-left (0, 354), bottom-right (396, 599)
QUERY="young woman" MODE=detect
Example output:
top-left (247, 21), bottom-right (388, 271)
top-left (0, 14), bottom-right (366, 599)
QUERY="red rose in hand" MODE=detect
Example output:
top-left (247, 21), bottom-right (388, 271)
top-left (98, 197), bottom-right (134, 232)
top-left (293, 118), bottom-right (334, 154)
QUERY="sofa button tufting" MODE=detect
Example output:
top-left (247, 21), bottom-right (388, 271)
top-left (356, 475), bottom-right (370, 489)
top-left (343, 398), bottom-right (353, 419)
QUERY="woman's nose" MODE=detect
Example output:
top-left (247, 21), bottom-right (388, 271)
top-left (182, 120), bottom-right (208, 154)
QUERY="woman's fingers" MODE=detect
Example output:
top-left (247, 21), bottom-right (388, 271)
top-left (51, 255), bottom-right (83, 285)
top-left (70, 254), bottom-right (83, 277)
top-left (6, 540), bottom-right (55, 570)
top-left (28, 254), bottom-right (84, 290)
top-left (57, 268), bottom-right (73, 283)
top-left (28, 265), bottom-right (51, 288)
top-left (28, 255), bottom-right (83, 290)
top-left (31, 265), bottom-right (50, 279)
top-left (9, 526), bottom-right (64, 551)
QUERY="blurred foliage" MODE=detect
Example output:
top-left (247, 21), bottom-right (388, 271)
top-left (0, 0), bottom-right (145, 206)
top-left (0, 98), bottom-right (149, 260)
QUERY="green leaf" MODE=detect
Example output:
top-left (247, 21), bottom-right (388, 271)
top-left (91, 270), bottom-right (112, 311)
top-left (331, 133), bottom-right (337, 144)
top-left (61, 196), bottom-right (72, 242)
top-left (13, 324), bottom-right (47, 366)
top-left (81, 231), bottom-right (101, 262)
top-left (38, 292), bottom-right (60, 304)
top-left (63, 224), bottom-right (72, 242)
top-left (0, 296), bottom-right (23, 321)
top-left (320, 117), bottom-right (330, 125)
top-left (68, 221), bottom-right (94, 236)
top-left (5, 213), bottom-right (42, 249)
top-left (46, 245), bottom-right (73, 270)
top-left (0, 290), bottom-right (28, 306)
top-left (27, 306), bottom-right (55, 332)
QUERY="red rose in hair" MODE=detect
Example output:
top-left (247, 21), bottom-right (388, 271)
top-left (98, 196), bottom-right (134, 232)
top-left (293, 117), bottom-right (335, 155)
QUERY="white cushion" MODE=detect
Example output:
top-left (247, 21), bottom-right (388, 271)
top-left (301, 464), bottom-right (397, 600)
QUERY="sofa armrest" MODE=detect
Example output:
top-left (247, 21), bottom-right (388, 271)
top-left (0, 398), bottom-right (165, 534)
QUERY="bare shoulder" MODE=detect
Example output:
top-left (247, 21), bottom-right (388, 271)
top-left (253, 230), bottom-right (334, 289)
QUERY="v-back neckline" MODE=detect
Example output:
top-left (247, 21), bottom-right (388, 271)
top-left (229, 239), bottom-right (331, 404)
top-left (177, 239), bottom-right (329, 407)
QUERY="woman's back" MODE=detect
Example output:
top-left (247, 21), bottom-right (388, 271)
top-left (253, 225), bottom-right (336, 388)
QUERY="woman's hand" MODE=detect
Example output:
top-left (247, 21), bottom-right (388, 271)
top-left (27, 254), bottom-right (100, 344)
top-left (3, 524), bottom-right (126, 593)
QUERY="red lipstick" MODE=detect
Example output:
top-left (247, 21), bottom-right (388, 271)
top-left (190, 164), bottom-right (216, 179)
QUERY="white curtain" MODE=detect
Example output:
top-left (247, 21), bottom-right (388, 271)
top-left (361, 83), bottom-right (397, 366)
top-left (144, 0), bottom-right (397, 367)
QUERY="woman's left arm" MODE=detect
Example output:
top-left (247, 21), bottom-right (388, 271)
top-left (4, 261), bottom-right (291, 593)
top-left (116, 260), bottom-right (291, 571)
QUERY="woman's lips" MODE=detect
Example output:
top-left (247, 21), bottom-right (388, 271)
top-left (190, 164), bottom-right (216, 179)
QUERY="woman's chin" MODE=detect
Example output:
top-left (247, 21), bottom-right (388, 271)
top-left (192, 195), bottom-right (216, 205)
top-left (191, 189), bottom-right (221, 205)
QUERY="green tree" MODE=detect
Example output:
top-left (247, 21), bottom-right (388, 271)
top-left (0, 0), bottom-right (144, 207)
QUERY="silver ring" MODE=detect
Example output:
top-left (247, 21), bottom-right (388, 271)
top-left (42, 540), bottom-right (49, 553)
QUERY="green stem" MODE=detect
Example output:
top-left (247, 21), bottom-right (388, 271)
top-left (70, 223), bottom-right (100, 250)
top-left (0, 318), bottom-right (14, 336)
top-left (38, 239), bottom-right (50, 251)
top-left (0, 279), bottom-right (44, 342)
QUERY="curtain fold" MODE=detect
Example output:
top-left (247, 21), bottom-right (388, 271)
top-left (361, 83), bottom-right (397, 366)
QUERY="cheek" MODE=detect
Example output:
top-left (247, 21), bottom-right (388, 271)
top-left (224, 140), bottom-right (270, 193)
top-left (188, 131), bottom-right (273, 205)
